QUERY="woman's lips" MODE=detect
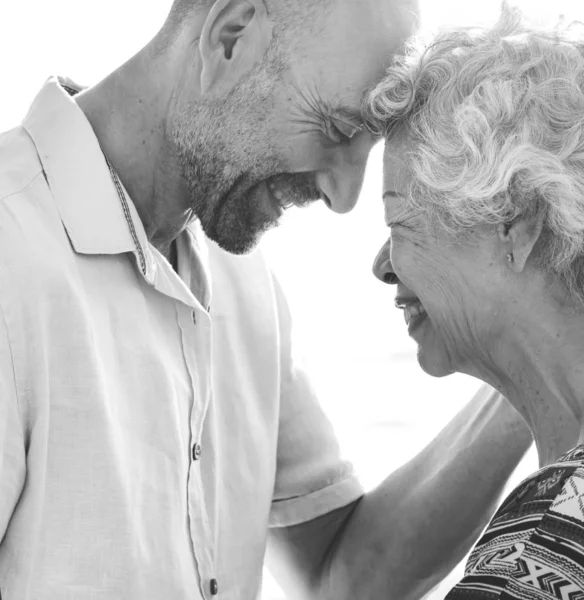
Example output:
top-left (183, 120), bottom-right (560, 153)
top-left (403, 302), bottom-right (426, 326)
top-left (395, 297), bottom-right (428, 329)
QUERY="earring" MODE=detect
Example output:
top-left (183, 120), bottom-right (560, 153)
top-left (507, 253), bottom-right (514, 263)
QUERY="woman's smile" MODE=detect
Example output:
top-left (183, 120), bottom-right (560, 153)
top-left (395, 296), bottom-right (428, 334)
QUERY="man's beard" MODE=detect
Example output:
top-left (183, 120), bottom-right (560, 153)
top-left (177, 151), bottom-right (322, 254)
top-left (171, 63), bottom-right (320, 254)
top-left (176, 144), bottom-right (281, 254)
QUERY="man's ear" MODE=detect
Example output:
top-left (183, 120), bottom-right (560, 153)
top-left (199, 0), bottom-right (273, 96)
top-left (498, 208), bottom-right (545, 272)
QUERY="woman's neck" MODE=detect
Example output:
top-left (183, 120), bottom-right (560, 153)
top-left (466, 296), bottom-right (584, 467)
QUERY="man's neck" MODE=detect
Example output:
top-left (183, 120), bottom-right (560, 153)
top-left (75, 53), bottom-right (194, 260)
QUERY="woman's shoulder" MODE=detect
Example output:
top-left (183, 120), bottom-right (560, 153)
top-left (446, 444), bottom-right (584, 599)
top-left (494, 444), bottom-right (584, 523)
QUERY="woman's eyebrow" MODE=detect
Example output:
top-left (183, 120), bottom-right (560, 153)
top-left (383, 190), bottom-right (404, 199)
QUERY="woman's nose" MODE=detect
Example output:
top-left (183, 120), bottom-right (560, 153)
top-left (373, 240), bottom-right (398, 285)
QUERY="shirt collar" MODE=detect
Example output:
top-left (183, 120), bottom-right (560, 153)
top-left (22, 76), bottom-right (154, 278)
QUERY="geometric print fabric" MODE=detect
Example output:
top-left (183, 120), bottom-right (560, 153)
top-left (446, 444), bottom-right (584, 599)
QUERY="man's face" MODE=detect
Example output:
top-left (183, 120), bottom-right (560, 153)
top-left (171, 0), bottom-right (418, 254)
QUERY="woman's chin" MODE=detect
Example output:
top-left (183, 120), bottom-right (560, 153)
top-left (415, 341), bottom-right (456, 378)
top-left (405, 312), bottom-right (456, 377)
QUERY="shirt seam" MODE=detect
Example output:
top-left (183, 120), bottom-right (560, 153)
top-left (0, 168), bottom-right (44, 206)
top-left (0, 171), bottom-right (41, 429)
top-left (0, 284), bottom-right (23, 429)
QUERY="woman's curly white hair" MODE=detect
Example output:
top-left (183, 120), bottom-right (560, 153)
top-left (366, 5), bottom-right (584, 302)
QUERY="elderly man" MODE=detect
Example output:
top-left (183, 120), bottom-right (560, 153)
top-left (0, 0), bottom-right (537, 599)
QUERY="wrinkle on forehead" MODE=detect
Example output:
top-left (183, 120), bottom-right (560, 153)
top-left (384, 135), bottom-right (413, 192)
top-left (383, 129), bottom-right (427, 230)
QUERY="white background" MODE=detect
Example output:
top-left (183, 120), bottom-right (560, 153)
top-left (0, 0), bottom-right (581, 598)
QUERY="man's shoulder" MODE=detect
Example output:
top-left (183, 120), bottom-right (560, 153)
top-left (0, 125), bottom-right (44, 203)
top-left (0, 127), bottom-right (70, 284)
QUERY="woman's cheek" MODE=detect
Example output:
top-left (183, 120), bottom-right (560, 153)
top-left (390, 236), bottom-right (415, 278)
top-left (404, 244), bottom-right (435, 288)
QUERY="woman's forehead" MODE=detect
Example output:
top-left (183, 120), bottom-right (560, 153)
top-left (383, 133), bottom-right (414, 191)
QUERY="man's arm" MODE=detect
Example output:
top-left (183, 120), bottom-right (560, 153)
top-left (266, 385), bottom-right (535, 600)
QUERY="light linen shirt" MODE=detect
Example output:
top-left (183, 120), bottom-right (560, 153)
top-left (0, 77), bottom-right (363, 600)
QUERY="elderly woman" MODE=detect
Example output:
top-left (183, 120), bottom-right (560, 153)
top-left (368, 6), bottom-right (584, 598)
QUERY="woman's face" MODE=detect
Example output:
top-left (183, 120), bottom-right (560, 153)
top-left (373, 131), bottom-right (509, 377)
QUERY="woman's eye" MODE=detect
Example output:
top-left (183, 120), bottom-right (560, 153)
top-left (388, 221), bottom-right (408, 232)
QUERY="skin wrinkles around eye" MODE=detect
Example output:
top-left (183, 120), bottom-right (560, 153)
top-left (383, 193), bottom-right (421, 232)
top-left (385, 215), bottom-right (427, 253)
top-left (323, 104), bottom-right (363, 145)
top-left (289, 81), bottom-right (362, 145)
top-left (384, 208), bottom-right (412, 230)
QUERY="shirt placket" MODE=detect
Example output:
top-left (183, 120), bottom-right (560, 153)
top-left (179, 303), bottom-right (217, 599)
top-left (107, 168), bottom-right (217, 595)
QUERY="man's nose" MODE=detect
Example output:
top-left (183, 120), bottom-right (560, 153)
top-left (373, 240), bottom-right (398, 284)
top-left (315, 133), bottom-right (375, 214)
top-left (316, 167), bottom-right (366, 213)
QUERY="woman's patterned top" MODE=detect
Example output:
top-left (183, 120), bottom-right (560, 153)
top-left (446, 444), bottom-right (584, 600)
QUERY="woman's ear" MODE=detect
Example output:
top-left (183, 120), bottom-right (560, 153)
top-left (199, 0), bottom-right (273, 97)
top-left (498, 209), bottom-right (545, 272)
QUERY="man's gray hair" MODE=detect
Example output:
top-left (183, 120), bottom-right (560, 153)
top-left (366, 5), bottom-right (584, 302)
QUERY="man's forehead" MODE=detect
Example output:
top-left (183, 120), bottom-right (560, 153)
top-left (302, 0), bottom-right (417, 95)
top-left (330, 0), bottom-right (419, 26)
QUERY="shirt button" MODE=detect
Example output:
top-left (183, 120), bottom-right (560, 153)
top-left (191, 310), bottom-right (197, 325)
top-left (210, 578), bottom-right (219, 595)
top-left (192, 443), bottom-right (202, 461)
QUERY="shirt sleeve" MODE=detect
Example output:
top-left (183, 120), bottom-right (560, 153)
top-left (268, 273), bottom-right (363, 528)
top-left (0, 301), bottom-right (26, 543)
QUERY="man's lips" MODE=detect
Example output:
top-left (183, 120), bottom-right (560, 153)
top-left (265, 175), bottom-right (321, 210)
top-left (266, 179), bottom-right (293, 209)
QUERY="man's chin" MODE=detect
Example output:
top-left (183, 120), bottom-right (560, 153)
top-left (211, 234), bottom-right (261, 255)
top-left (201, 216), bottom-right (277, 255)
top-left (194, 178), bottom-right (284, 254)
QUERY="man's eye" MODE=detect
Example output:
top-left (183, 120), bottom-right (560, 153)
top-left (325, 119), bottom-right (361, 145)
